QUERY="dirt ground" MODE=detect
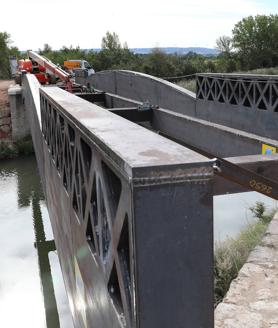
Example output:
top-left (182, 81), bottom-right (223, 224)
top-left (0, 80), bottom-right (14, 111)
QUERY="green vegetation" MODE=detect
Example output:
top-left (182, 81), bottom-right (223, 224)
top-left (216, 14), bottom-right (278, 72)
top-left (0, 141), bottom-right (18, 159)
top-left (0, 137), bottom-right (34, 159)
top-left (15, 136), bottom-right (34, 156)
top-left (38, 40), bottom-right (212, 78)
top-left (214, 202), bottom-right (276, 306)
top-left (0, 32), bottom-right (20, 79)
top-left (233, 15), bottom-right (278, 70)
top-left (240, 66), bottom-right (278, 75)
top-left (176, 79), bottom-right (196, 93)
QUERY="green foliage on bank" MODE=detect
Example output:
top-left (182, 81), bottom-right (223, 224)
top-left (0, 137), bottom-right (34, 159)
top-left (0, 32), bottom-right (20, 79)
top-left (176, 79), bottom-right (196, 93)
top-left (214, 202), bottom-right (276, 306)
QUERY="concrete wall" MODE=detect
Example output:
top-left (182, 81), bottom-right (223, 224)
top-left (76, 70), bottom-right (197, 116)
top-left (8, 84), bottom-right (30, 141)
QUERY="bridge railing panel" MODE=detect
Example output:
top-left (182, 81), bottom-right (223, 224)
top-left (39, 86), bottom-right (214, 328)
top-left (196, 73), bottom-right (278, 139)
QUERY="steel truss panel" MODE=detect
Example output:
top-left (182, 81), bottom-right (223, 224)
top-left (196, 73), bottom-right (278, 139)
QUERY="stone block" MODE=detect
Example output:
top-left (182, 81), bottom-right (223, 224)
top-left (0, 125), bottom-right (11, 134)
top-left (0, 117), bottom-right (11, 125)
top-left (0, 109), bottom-right (10, 118)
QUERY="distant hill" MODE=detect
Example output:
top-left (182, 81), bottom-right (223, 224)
top-left (90, 47), bottom-right (219, 56)
top-left (130, 47), bottom-right (219, 55)
top-left (22, 47), bottom-right (219, 56)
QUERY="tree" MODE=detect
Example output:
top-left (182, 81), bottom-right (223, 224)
top-left (39, 43), bottom-right (52, 54)
top-left (232, 14), bottom-right (278, 69)
top-left (215, 35), bottom-right (237, 72)
top-left (143, 48), bottom-right (175, 77)
top-left (95, 31), bottom-right (140, 71)
top-left (101, 31), bottom-right (121, 51)
top-left (216, 36), bottom-right (233, 55)
top-left (0, 32), bottom-right (11, 79)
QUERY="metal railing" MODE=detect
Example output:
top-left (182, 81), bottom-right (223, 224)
top-left (41, 90), bottom-right (135, 326)
top-left (196, 73), bottom-right (278, 112)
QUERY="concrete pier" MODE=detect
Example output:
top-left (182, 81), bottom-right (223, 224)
top-left (8, 84), bottom-right (30, 141)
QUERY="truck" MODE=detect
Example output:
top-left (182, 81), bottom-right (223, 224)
top-left (63, 60), bottom-right (95, 76)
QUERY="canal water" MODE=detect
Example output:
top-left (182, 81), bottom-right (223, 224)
top-left (0, 156), bottom-right (73, 328)
top-left (0, 155), bottom-right (277, 327)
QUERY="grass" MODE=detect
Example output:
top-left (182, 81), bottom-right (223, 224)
top-left (214, 201), bottom-right (276, 306)
top-left (241, 66), bottom-right (278, 75)
top-left (175, 66), bottom-right (278, 93)
top-left (176, 79), bottom-right (196, 93)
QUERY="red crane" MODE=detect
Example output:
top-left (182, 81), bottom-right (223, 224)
top-left (17, 51), bottom-right (73, 92)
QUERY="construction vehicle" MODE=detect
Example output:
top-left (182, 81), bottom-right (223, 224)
top-left (15, 50), bottom-right (73, 92)
top-left (64, 60), bottom-right (95, 77)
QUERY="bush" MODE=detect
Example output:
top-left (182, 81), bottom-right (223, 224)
top-left (0, 137), bottom-right (34, 159)
top-left (0, 141), bottom-right (18, 159)
top-left (176, 79), bottom-right (196, 93)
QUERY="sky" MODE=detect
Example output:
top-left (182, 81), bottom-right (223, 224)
top-left (1, 0), bottom-right (277, 50)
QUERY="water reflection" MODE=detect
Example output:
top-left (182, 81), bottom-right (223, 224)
top-left (32, 191), bottom-right (59, 328)
top-left (0, 156), bottom-right (73, 328)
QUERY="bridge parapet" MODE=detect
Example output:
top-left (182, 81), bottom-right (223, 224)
top-left (38, 86), bottom-right (214, 328)
top-left (196, 73), bottom-right (278, 139)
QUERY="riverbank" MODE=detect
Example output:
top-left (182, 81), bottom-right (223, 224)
top-left (215, 211), bottom-right (278, 327)
top-left (214, 201), bottom-right (275, 305)
top-left (0, 80), bottom-right (13, 139)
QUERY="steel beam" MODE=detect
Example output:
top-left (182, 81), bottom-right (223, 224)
top-left (108, 107), bottom-right (152, 122)
top-left (75, 92), bottom-right (106, 103)
top-left (152, 106), bottom-right (278, 158)
top-left (214, 154), bottom-right (278, 195)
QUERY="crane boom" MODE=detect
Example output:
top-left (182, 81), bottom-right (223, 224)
top-left (27, 50), bottom-right (73, 92)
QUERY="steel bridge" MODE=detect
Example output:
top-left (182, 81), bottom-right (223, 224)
top-left (19, 70), bottom-right (278, 328)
